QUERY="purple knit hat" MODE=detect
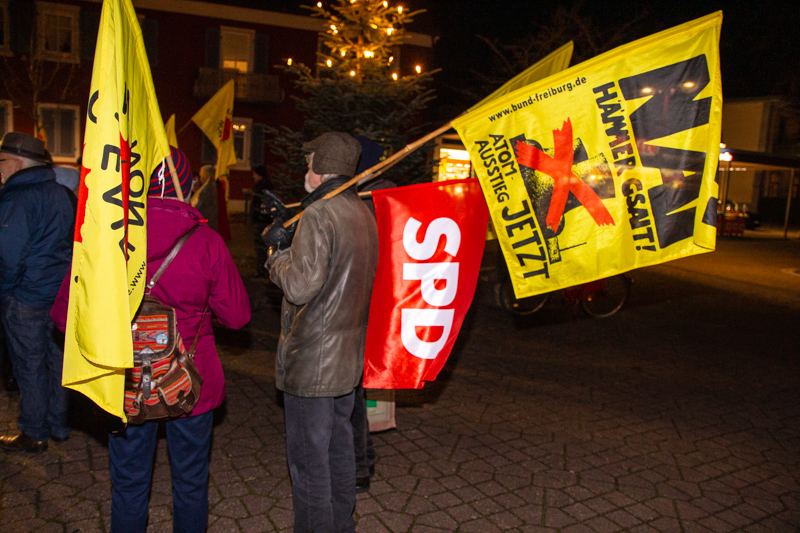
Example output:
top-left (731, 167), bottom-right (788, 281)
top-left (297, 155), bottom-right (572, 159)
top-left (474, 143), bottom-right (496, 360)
top-left (149, 146), bottom-right (192, 199)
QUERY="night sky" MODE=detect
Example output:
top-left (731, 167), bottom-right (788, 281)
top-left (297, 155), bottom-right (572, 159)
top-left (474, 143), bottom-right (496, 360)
top-left (257, 0), bottom-right (800, 118)
top-left (408, 0), bottom-right (800, 119)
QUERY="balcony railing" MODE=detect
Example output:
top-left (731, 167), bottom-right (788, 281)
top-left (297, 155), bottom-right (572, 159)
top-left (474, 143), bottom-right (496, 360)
top-left (193, 68), bottom-right (282, 105)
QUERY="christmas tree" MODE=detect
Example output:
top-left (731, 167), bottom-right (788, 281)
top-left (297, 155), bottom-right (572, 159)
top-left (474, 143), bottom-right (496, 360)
top-left (268, 0), bottom-right (436, 198)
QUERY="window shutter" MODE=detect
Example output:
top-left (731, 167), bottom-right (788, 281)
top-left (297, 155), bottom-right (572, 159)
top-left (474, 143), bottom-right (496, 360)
top-left (253, 32), bottom-right (269, 74)
top-left (141, 19), bottom-right (159, 69)
top-left (250, 123), bottom-right (265, 167)
top-left (9, 0), bottom-right (35, 56)
top-left (204, 27), bottom-right (220, 68)
top-left (201, 136), bottom-right (217, 165)
top-left (80, 10), bottom-right (101, 64)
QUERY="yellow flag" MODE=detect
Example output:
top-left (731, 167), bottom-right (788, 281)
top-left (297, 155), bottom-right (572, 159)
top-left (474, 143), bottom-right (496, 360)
top-left (165, 113), bottom-right (178, 148)
top-left (468, 41), bottom-right (574, 113)
top-left (453, 12), bottom-right (723, 299)
top-left (191, 79), bottom-right (237, 182)
top-left (63, 0), bottom-right (171, 419)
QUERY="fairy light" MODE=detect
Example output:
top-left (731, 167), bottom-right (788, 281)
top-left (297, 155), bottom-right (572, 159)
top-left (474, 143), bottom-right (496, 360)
top-left (386, 27), bottom-right (394, 35)
top-left (317, 1), bottom-right (322, 6)
top-left (350, 70), bottom-right (356, 77)
top-left (326, 59), bottom-right (333, 67)
top-left (287, 58), bottom-right (293, 65)
top-left (364, 50), bottom-right (374, 58)
top-left (341, 50), bottom-right (346, 56)
top-left (397, 5), bottom-right (403, 13)
top-left (383, 0), bottom-right (388, 6)
top-left (388, 55), bottom-right (394, 63)
top-left (392, 72), bottom-right (398, 81)
top-left (415, 64), bottom-right (422, 74)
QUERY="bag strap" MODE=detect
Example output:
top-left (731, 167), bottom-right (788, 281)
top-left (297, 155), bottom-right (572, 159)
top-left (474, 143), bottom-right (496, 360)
top-left (187, 305), bottom-right (209, 358)
top-left (146, 224), bottom-right (202, 293)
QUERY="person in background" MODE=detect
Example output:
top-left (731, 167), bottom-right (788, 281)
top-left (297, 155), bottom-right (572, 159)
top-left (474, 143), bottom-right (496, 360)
top-left (352, 135), bottom-right (393, 493)
top-left (0, 132), bottom-right (73, 453)
top-left (250, 164), bottom-right (274, 277)
top-left (191, 164), bottom-right (219, 232)
top-left (264, 132), bottom-right (379, 533)
top-left (52, 147), bottom-right (251, 532)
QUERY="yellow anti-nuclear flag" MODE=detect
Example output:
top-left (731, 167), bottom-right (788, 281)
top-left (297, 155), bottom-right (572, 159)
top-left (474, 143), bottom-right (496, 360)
top-left (63, 0), bottom-right (171, 419)
top-left (453, 12), bottom-right (723, 299)
top-left (191, 79), bottom-right (237, 183)
top-left (165, 113), bottom-right (178, 148)
top-left (468, 41), bottom-right (574, 113)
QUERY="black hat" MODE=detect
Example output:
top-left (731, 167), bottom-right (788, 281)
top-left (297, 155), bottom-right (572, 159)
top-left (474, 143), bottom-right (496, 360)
top-left (303, 132), bottom-right (362, 178)
top-left (0, 132), bottom-right (50, 164)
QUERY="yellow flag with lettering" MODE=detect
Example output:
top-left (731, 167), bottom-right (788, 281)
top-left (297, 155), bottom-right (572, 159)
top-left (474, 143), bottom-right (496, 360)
top-left (453, 12), bottom-right (722, 298)
top-left (191, 79), bottom-right (237, 182)
top-left (468, 41), bottom-right (574, 113)
top-left (63, 0), bottom-right (171, 419)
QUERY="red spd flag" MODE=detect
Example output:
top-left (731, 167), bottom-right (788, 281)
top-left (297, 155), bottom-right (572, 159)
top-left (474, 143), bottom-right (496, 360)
top-left (364, 179), bottom-right (489, 389)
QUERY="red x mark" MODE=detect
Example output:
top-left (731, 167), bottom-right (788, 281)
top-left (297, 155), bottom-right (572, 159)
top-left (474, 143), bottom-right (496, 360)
top-left (515, 119), bottom-right (615, 230)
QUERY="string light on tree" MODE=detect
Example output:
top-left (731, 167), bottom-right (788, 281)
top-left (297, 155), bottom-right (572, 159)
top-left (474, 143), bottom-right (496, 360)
top-left (269, 0), bottom-right (436, 195)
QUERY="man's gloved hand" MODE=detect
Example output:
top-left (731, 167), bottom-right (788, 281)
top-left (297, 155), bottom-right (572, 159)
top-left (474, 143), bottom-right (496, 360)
top-left (261, 217), bottom-right (297, 252)
top-left (259, 190), bottom-right (293, 221)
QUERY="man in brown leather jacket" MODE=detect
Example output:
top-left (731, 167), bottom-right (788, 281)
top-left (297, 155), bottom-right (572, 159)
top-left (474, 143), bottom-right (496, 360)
top-left (266, 132), bottom-right (379, 533)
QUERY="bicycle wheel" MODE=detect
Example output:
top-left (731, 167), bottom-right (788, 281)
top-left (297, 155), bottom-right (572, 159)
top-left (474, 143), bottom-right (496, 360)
top-left (581, 274), bottom-right (631, 318)
top-left (499, 278), bottom-right (549, 316)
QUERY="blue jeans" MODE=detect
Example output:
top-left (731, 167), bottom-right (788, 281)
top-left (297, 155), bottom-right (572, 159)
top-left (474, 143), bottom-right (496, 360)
top-left (0, 295), bottom-right (69, 441)
top-left (108, 412), bottom-right (213, 533)
top-left (284, 391), bottom-right (357, 533)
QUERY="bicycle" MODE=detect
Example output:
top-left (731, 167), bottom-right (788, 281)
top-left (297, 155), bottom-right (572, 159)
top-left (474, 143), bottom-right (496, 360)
top-left (498, 273), bottom-right (632, 318)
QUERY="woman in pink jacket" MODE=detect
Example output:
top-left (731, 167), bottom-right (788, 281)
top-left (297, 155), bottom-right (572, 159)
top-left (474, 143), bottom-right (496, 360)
top-left (52, 147), bottom-right (250, 532)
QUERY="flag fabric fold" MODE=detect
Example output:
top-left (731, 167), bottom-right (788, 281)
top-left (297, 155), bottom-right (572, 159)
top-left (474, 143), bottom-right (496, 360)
top-left (191, 79), bottom-right (237, 184)
top-left (63, 0), bottom-right (171, 419)
top-left (453, 12), bottom-right (723, 299)
top-left (364, 179), bottom-right (489, 389)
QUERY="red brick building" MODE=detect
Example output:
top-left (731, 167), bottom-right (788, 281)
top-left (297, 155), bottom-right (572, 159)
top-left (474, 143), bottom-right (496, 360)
top-left (0, 0), bottom-right (433, 211)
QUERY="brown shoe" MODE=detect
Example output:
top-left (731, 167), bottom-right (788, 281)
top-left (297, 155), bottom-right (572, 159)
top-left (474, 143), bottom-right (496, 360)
top-left (0, 432), bottom-right (48, 453)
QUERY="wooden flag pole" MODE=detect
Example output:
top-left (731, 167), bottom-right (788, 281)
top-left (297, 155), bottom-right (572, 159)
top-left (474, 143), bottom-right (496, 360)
top-left (165, 154), bottom-right (184, 202)
top-left (177, 119), bottom-right (193, 137)
top-left (282, 121), bottom-right (454, 227)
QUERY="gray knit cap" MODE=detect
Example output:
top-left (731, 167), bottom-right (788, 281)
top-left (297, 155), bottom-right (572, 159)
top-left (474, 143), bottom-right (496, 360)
top-left (303, 132), bottom-right (362, 178)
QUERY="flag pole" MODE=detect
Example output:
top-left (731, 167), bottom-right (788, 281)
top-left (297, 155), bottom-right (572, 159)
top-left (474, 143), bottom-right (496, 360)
top-left (165, 154), bottom-right (185, 202)
top-left (282, 121), bottom-right (454, 227)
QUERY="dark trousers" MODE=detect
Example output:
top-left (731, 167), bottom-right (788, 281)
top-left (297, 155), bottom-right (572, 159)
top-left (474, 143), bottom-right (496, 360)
top-left (108, 412), bottom-right (213, 533)
top-left (351, 376), bottom-right (374, 479)
top-left (0, 295), bottom-right (68, 441)
top-left (284, 391), bottom-right (357, 533)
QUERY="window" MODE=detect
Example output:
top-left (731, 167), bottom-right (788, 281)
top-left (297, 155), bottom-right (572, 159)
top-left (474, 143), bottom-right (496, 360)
top-left (0, 1), bottom-right (10, 56)
top-left (0, 100), bottom-right (13, 137)
top-left (231, 117), bottom-right (252, 170)
top-left (200, 117), bottom-right (255, 170)
top-left (220, 26), bottom-right (254, 73)
top-left (38, 104), bottom-right (80, 160)
top-left (37, 1), bottom-right (79, 63)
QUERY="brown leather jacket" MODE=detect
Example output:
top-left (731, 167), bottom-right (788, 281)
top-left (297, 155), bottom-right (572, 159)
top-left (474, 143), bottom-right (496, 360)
top-left (268, 183), bottom-right (379, 397)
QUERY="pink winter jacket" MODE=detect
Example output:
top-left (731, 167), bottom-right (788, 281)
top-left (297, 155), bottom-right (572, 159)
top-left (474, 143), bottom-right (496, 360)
top-left (52, 198), bottom-right (251, 416)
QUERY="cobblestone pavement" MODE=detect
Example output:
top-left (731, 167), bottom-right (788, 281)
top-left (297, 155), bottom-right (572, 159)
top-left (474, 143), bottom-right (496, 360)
top-left (1, 221), bottom-right (799, 532)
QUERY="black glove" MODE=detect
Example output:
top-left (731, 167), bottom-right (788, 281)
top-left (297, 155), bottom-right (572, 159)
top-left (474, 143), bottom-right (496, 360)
top-left (256, 190), bottom-right (293, 221)
top-left (262, 217), bottom-right (297, 251)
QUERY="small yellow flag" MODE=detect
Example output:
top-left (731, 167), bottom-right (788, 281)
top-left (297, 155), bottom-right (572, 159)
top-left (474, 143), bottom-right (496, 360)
top-left (63, 0), bottom-right (171, 420)
top-left (165, 113), bottom-right (178, 148)
top-left (454, 12), bottom-right (723, 299)
top-left (191, 79), bottom-right (238, 182)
